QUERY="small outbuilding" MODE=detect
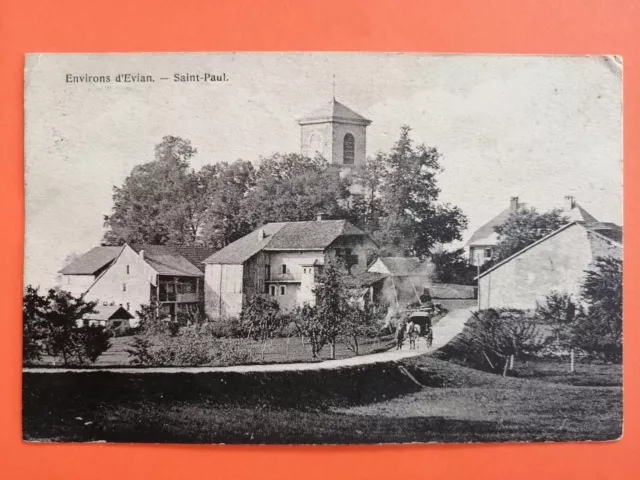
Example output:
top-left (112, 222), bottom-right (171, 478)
top-left (83, 305), bottom-right (135, 328)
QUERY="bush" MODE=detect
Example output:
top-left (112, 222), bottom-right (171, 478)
top-left (152, 333), bottom-right (213, 366)
top-left (167, 321), bottom-right (180, 337)
top-left (573, 257), bottom-right (622, 363)
top-left (450, 308), bottom-right (546, 375)
top-left (126, 331), bottom-right (254, 367)
top-left (81, 324), bottom-right (112, 363)
top-left (199, 317), bottom-right (244, 338)
top-left (125, 336), bottom-right (155, 366)
top-left (108, 323), bottom-right (135, 338)
top-left (22, 286), bottom-right (112, 366)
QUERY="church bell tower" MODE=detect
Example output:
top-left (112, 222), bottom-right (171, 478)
top-left (298, 98), bottom-right (372, 168)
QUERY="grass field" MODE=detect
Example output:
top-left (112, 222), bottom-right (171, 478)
top-left (32, 333), bottom-right (397, 367)
top-left (23, 355), bottom-right (622, 444)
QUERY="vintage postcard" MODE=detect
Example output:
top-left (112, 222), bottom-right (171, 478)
top-left (23, 53), bottom-right (623, 444)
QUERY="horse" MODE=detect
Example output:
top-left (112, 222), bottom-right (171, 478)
top-left (406, 321), bottom-right (421, 350)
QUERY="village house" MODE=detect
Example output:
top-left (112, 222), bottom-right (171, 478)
top-left (476, 221), bottom-right (622, 310)
top-left (466, 195), bottom-right (598, 266)
top-left (202, 215), bottom-right (378, 318)
top-left (58, 244), bottom-right (215, 325)
top-left (365, 257), bottom-right (433, 306)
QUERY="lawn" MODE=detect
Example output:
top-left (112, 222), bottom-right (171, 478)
top-left (31, 309), bottom-right (453, 367)
top-left (32, 333), bottom-right (397, 367)
top-left (23, 356), bottom-right (622, 444)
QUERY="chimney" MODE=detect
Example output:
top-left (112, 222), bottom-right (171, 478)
top-left (257, 228), bottom-right (265, 241)
top-left (564, 195), bottom-right (575, 211)
top-left (317, 212), bottom-right (326, 221)
top-left (510, 197), bottom-right (519, 214)
top-left (139, 249), bottom-right (144, 260)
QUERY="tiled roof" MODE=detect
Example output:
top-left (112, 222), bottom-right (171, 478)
top-left (298, 99), bottom-right (371, 125)
top-left (567, 203), bottom-right (599, 223)
top-left (264, 220), bottom-right (368, 250)
top-left (203, 220), bottom-right (372, 265)
top-left (85, 305), bottom-right (134, 321)
top-left (59, 246), bottom-right (123, 275)
top-left (344, 271), bottom-right (388, 288)
top-left (130, 245), bottom-right (205, 277)
top-left (377, 257), bottom-right (432, 276)
top-left (202, 223), bottom-right (287, 265)
top-left (466, 206), bottom-right (523, 247)
top-left (584, 222), bottom-right (623, 244)
top-left (167, 246), bottom-right (217, 272)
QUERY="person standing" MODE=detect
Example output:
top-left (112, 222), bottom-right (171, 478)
top-left (396, 318), bottom-right (406, 350)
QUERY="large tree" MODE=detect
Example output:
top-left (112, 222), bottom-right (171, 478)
top-left (573, 257), bottom-right (623, 363)
top-left (103, 136), bottom-right (204, 245)
top-left (354, 126), bottom-right (467, 258)
top-left (492, 207), bottom-right (569, 263)
top-left (199, 160), bottom-right (256, 249)
top-left (242, 153), bottom-right (352, 225)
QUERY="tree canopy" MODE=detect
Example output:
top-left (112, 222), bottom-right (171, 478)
top-left (103, 127), bottom-right (468, 259)
top-left (492, 207), bottom-right (569, 263)
top-left (352, 125), bottom-right (467, 257)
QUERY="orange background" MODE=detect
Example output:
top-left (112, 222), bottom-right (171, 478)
top-left (0, 1), bottom-right (637, 478)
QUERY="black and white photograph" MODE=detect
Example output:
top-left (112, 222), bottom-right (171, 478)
top-left (23, 53), bottom-right (623, 444)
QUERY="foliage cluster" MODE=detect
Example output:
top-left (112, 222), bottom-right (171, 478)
top-left (23, 286), bottom-right (112, 365)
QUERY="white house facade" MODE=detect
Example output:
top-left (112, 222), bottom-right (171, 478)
top-left (203, 217), bottom-right (378, 318)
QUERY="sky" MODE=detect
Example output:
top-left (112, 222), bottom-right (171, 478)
top-left (24, 53), bottom-right (622, 288)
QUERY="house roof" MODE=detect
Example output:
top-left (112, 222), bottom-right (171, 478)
top-left (587, 222), bottom-right (623, 243)
top-left (263, 220), bottom-right (369, 250)
top-left (203, 220), bottom-right (373, 265)
top-left (467, 201), bottom-right (599, 248)
top-left (130, 245), bottom-right (216, 273)
top-left (85, 305), bottom-right (134, 321)
top-left (298, 99), bottom-right (372, 126)
top-left (476, 221), bottom-right (622, 280)
top-left (375, 257), bottom-right (432, 276)
top-left (566, 203), bottom-right (599, 223)
top-left (344, 271), bottom-right (388, 288)
top-left (129, 245), bottom-right (206, 277)
top-left (466, 206), bottom-right (524, 248)
top-left (59, 246), bottom-right (123, 275)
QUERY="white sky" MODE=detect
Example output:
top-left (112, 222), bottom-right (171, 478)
top-left (24, 53), bottom-right (622, 288)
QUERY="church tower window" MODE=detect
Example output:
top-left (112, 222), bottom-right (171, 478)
top-left (343, 133), bottom-right (355, 165)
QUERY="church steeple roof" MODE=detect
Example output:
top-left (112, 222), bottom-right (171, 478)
top-left (298, 98), bottom-right (372, 126)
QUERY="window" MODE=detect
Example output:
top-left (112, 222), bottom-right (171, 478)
top-left (280, 285), bottom-right (286, 296)
top-left (126, 265), bottom-right (130, 274)
top-left (122, 283), bottom-right (127, 292)
top-left (265, 264), bottom-right (271, 280)
top-left (269, 285), bottom-right (276, 296)
top-left (484, 248), bottom-right (492, 259)
top-left (282, 264), bottom-right (287, 275)
top-left (303, 268), bottom-right (307, 274)
top-left (343, 133), bottom-right (355, 165)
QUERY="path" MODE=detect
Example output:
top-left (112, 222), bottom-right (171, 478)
top-left (23, 307), bottom-right (475, 374)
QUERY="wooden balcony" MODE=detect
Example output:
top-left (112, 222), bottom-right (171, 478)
top-left (265, 273), bottom-right (302, 283)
